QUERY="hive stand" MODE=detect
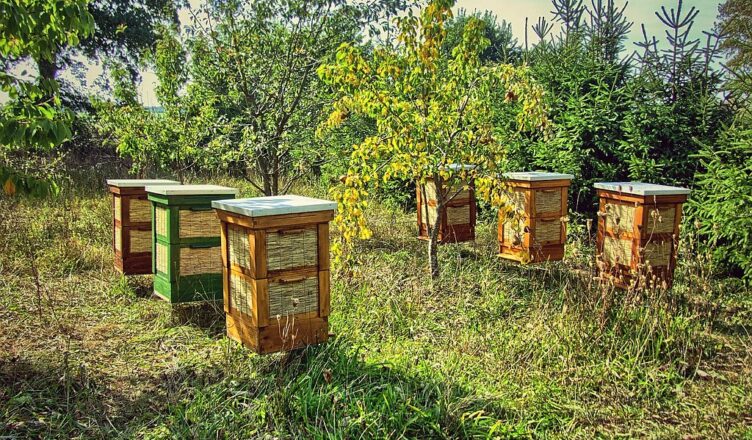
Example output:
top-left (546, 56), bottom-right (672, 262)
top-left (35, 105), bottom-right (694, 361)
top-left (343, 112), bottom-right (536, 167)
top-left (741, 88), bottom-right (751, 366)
top-left (416, 164), bottom-right (477, 244)
top-left (212, 195), bottom-right (336, 354)
top-left (595, 182), bottom-right (690, 289)
top-left (498, 172), bottom-right (574, 263)
top-left (146, 184), bottom-right (238, 303)
top-left (107, 179), bottom-right (179, 275)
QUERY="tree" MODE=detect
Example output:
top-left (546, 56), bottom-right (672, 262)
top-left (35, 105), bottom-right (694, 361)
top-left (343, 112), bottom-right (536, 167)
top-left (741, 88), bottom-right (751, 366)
top-left (717, 0), bottom-right (752, 105)
top-left (319, 0), bottom-right (547, 279)
top-left (0, 0), bottom-right (93, 196)
top-left (717, 0), bottom-right (752, 72)
top-left (443, 9), bottom-right (521, 64)
top-left (179, 0), bottom-right (409, 196)
top-left (95, 28), bottom-right (215, 180)
top-left (34, 0), bottom-right (177, 108)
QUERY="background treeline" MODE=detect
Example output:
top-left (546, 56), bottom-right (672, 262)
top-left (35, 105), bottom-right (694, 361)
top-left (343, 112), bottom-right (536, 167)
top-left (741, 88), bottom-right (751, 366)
top-left (3, 0), bottom-right (751, 281)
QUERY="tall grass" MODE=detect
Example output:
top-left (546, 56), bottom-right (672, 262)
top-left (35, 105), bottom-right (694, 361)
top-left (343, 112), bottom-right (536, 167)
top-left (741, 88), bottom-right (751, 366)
top-left (0, 174), bottom-right (750, 438)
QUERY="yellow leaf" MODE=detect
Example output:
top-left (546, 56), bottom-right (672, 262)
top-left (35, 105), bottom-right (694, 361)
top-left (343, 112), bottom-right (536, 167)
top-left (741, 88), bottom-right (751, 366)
top-left (3, 178), bottom-right (16, 196)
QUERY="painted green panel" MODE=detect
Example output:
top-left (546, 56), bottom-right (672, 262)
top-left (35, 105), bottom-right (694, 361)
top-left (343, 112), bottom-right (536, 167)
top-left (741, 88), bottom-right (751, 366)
top-left (148, 191), bottom-right (234, 304)
top-left (154, 272), bottom-right (223, 303)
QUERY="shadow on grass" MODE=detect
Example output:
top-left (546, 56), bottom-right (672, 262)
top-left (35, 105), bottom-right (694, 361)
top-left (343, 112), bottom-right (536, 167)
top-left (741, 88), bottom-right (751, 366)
top-left (0, 336), bottom-right (531, 438)
top-left (139, 336), bottom-right (531, 438)
top-left (169, 301), bottom-right (226, 338)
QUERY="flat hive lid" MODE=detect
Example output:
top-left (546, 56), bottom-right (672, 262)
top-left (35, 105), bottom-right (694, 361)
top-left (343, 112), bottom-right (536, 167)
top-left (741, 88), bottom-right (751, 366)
top-left (503, 171), bottom-right (574, 181)
top-left (594, 182), bottom-right (690, 196)
top-left (212, 195), bottom-right (337, 218)
top-left (441, 164), bottom-right (476, 171)
top-left (145, 184), bottom-right (238, 196)
top-left (107, 179), bottom-right (179, 187)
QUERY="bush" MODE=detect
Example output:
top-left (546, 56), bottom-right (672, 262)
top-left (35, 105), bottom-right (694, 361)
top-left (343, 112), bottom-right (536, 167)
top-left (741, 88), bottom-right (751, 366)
top-left (690, 123), bottom-right (752, 282)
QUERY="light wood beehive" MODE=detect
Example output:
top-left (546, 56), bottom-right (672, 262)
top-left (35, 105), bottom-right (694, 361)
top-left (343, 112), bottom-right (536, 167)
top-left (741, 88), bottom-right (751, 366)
top-left (146, 184), bottom-right (238, 303)
top-left (498, 172), bottom-right (574, 263)
top-left (595, 182), bottom-right (689, 289)
top-left (107, 179), bottom-right (179, 275)
top-left (212, 195), bottom-right (336, 354)
top-left (416, 165), bottom-right (476, 244)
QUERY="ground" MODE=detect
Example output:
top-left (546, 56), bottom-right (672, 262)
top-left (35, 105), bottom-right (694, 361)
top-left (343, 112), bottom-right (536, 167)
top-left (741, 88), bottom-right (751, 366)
top-left (0, 177), bottom-right (750, 439)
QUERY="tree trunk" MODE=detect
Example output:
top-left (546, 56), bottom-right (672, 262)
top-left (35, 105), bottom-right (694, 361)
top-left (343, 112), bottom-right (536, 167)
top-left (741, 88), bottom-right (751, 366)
top-left (427, 219), bottom-right (440, 280)
top-left (262, 173), bottom-right (272, 196)
top-left (37, 57), bottom-right (58, 83)
top-left (426, 173), bottom-right (443, 281)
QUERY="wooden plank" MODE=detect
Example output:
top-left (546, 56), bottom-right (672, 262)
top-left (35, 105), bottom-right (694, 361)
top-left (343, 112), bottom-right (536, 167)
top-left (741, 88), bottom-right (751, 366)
top-left (257, 316), bottom-right (329, 354)
top-left (219, 220), bottom-right (228, 268)
top-left (523, 189), bottom-right (532, 249)
top-left (632, 203), bottom-right (645, 271)
top-left (215, 210), bottom-right (256, 228)
top-left (508, 179), bottom-right (572, 190)
top-left (222, 267), bottom-right (230, 314)
top-left (318, 223), bottom-right (330, 270)
top-left (255, 278), bottom-right (269, 327)
top-left (255, 230), bottom-right (267, 279)
top-left (248, 211), bottom-right (334, 229)
top-left (319, 270), bottom-right (330, 317)
top-left (596, 196), bottom-right (606, 261)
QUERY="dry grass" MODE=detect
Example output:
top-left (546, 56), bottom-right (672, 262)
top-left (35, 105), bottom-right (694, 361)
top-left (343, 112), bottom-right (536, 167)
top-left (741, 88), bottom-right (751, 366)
top-left (0, 177), bottom-right (750, 438)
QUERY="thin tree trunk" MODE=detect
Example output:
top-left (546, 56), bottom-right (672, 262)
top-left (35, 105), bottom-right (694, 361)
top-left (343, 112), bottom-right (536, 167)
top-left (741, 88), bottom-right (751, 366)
top-left (426, 172), bottom-right (443, 280)
top-left (427, 218), bottom-right (440, 280)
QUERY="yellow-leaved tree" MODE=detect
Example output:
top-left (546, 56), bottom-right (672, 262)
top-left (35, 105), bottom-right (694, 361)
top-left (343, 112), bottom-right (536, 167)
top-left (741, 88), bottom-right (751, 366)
top-left (318, 0), bottom-right (548, 278)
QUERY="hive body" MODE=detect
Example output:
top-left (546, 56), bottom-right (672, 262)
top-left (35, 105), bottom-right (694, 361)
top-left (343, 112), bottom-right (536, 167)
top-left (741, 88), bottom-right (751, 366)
top-left (107, 179), bottom-right (179, 275)
top-left (595, 182), bottom-right (689, 289)
top-left (416, 173), bottom-right (476, 244)
top-left (498, 172), bottom-right (573, 263)
top-left (146, 185), bottom-right (238, 303)
top-left (213, 195), bottom-right (336, 354)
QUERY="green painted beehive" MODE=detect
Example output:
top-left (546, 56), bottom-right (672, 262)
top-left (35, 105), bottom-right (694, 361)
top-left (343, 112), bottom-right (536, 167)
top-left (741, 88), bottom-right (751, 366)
top-left (146, 184), bottom-right (238, 303)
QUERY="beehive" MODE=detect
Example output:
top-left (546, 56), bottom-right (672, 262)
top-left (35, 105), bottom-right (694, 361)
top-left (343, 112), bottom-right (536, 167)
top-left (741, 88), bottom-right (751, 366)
top-left (416, 165), bottom-right (476, 244)
top-left (146, 184), bottom-right (238, 303)
top-left (107, 179), bottom-right (179, 275)
top-left (595, 182), bottom-right (689, 289)
top-left (212, 195), bottom-right (336, 354)
top-left (498, 172), bottom-right (574, 263)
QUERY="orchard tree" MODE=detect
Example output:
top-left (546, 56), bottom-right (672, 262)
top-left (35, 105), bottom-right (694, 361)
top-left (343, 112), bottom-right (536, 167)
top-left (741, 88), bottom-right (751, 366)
top-left (0, 0), bottom-right (93, 195)
top-left (184, 0), bottom-right (411, 196)
top-left (319, 0), bottom-right (547, 278)
top-left (95, 28), bottom-right (217, 180)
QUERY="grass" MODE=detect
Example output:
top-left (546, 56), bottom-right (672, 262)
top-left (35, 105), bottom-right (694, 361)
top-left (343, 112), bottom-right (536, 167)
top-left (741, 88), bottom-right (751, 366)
top-left (1, 174), bottom-right (751, 439)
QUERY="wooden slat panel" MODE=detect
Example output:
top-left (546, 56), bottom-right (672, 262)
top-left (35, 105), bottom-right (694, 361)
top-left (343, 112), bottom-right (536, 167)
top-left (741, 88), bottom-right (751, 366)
top-left (179, 246), bottom-right (222, 276)
top-left (179, 210), bottom-right (220, 239)
top-left (534, 188), bottom-right (561, 215)
top-left (266, 227), bottom-right (318, 272)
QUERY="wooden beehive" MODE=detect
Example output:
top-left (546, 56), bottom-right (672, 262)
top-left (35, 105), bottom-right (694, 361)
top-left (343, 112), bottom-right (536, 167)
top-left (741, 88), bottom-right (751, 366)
top-left (416, 165), bottom-right (476, 244)
top-left (212, 195), bottom-right (336, 354)
top-left (595, 182), bottom-right (689, 289)
top-left (498, 172), bottom-right (574, 263)
top-left (107, 179), bottom-right (179, 275)
top-left (146, 184), bottom-right (238, 303)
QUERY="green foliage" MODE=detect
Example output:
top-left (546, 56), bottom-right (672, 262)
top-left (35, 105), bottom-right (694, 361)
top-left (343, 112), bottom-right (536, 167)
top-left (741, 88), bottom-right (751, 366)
top-left (718, 0), bottom-right (752, 72)
top-left (443, 9), bottom-right (521, 64)
top-left (690, 121), bottom-right (752, 282)
top-left (0, 0), bottom-right (93, 196)
top-left (0, 0), bottom-right (93, 149)
top-left (501, 0), bottom-right (729, 211)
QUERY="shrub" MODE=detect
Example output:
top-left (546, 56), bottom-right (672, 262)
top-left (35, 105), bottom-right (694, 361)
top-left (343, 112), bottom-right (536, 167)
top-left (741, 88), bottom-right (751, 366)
top-left (690, 123), bottom-right (752, 282)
